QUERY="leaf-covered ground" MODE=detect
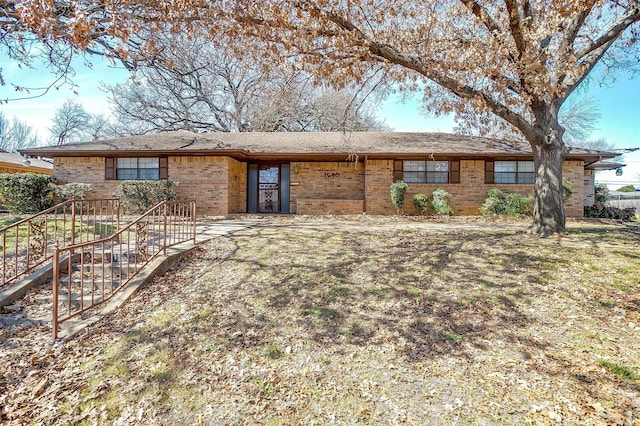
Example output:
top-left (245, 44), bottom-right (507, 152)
top-left (1, 216), bottom-right (640, 425)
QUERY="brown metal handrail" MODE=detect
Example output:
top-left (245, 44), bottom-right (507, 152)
top-left (51, 200), bottom-right (196, 339)
top-left (1, 199), bottom-right (120, 289)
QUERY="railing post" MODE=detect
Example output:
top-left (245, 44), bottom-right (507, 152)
top-left (71, 200), bottom-right (76, 247)
top-left (163, 202), bottom-right (168, 256)
top-left (2, 230), bottom-right (6, 287)
top-left (116, 198), bottom-right (120, 232)
top-left (192, 201), bottom-right (197, 244)
top-left (52, 242), bottom-right (59, 340)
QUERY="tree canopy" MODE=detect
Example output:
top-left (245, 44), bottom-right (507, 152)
top-left (105, 34), bottom-right (388, 134)
top-left (0, 112), bottom-right (39, 152)
top-left (3, 0), bottom-right (639, 234)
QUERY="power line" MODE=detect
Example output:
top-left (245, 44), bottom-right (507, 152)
top-left (596, 181), bottom-right (640, 184)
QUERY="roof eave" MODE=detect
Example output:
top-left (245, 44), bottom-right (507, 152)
top-left (19, 148), bottom-right (252, 160)
top-left (19, 147), bottom-right (617, 163)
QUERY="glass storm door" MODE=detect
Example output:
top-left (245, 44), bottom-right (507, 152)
top-left (258, 166), bottom-right (280, 213)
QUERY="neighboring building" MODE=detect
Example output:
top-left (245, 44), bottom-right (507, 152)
top-left (20, 131), bottom-right (617, 216)
top-left (0, 149), bottom-right (53, 175)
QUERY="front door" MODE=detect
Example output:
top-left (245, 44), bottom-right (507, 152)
top-left (247, 163), bottom-right (290, 213)
top-left (258, 166), bottom-right (280, 213)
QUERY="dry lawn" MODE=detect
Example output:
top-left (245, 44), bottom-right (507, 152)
top-left (1, 215), bottom-right (640, 425)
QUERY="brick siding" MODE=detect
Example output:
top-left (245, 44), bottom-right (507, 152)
top-left (290, 161), bottom-right (364, 213)
top-left (363, 159), bottom-right (395, 214)
top-left (54, 155), bottom-right (244, 214)
top-left (228, 158), bottom-right (247, 214)
top-left (52, 155), bottom-right (586, 217)
top-left (54, 157), bottom-right (120, 201)
top-left (296, 199), bottom-right (364, 215)
top-left (168, 156), bottom-right (243, 214)
top-left (363, 158), bottom-right (585, 217)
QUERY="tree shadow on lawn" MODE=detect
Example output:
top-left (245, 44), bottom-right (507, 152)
top-left (54, 220), bottom-right (639, 423)
top-left (7, 221), bottom-right (640, 426)
top-left (215, 223), bottom-right (571, 364)
top-left (566, 221), bottom-right (640, 245)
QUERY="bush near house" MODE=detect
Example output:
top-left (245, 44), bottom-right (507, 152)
top-left (480, 188), bottom-right (534, 217)
top-left (594, 184), bottom-right (609, 204)
top-left (0, 174), bottom-right (94, 215)
top-left (585, 184), bottom-right (637, 221)
top-left (52, 183), bottom-right (92, 201)
top-left (412, 189), bottom-right (453, 216)
top-left (390, 180), bottom-right (409, 215)
top-left (584, 204), bottom-right (636, 221)
top-left (0, 173), bottom-right (57, 214)
top-left (114, 180), bottom-right (178, 214)
top-left (412, 193), bottom-right (429, 214)
top-left (431, 188), bottom-right (453, 215)
top-left (562, 178), bottom-right (573, 201)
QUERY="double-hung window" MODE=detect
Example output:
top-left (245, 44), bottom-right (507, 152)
top-left (116, 158), bottom-right (159, 180)
top-left (486, 160), bottom-right (534, 184)
top-left (394, 160), bottom-right (460, 184)
top-left (105, 157), bottom-right (168, 180)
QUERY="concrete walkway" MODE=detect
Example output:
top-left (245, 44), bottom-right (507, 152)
top-left (195, 219), bottom-right (263, 243)
top-left (0, 218), bottom-right (263, 340)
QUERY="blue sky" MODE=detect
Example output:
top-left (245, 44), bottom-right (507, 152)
top-left (1, 56), bottom-right (639, 189)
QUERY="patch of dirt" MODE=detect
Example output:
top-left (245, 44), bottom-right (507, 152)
top-left (1, 216), bottom-right (639, 425)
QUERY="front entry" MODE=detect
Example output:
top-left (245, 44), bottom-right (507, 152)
top-left (259, 166), bottom-right (279, 213)
top-left (247, 163), bottom-right (290, 213)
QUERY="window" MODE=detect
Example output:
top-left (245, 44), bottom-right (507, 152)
top-left (489, 160), bottom-right (534, 184)
top-left (396, 161), bottom-right (460, 183)
top-left (105, 157), bottom-right (168, 180)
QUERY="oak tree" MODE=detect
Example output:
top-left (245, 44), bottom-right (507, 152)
top-left (5, 0), bottom-right (640, 234)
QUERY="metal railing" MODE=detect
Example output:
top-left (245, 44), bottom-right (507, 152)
top-left (1, 199), bottom-right (120, 289)
top-left (51, 200), bottom-right (196, 339)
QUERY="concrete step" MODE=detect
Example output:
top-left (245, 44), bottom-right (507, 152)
top-left (0, 315), bottom-right (48, 327)
top-left (35, 292), bottom-right (111, 305)
top-left (80, 263), bottom-right (142, 275)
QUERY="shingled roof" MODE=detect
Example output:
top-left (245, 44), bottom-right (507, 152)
top-left (0, 149), bottom-right (53, 173)
top-left (20, 130), bottom-right (616, 162)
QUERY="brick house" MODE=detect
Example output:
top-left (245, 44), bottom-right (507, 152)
top-left (20, 130), bottom-right (617, 216)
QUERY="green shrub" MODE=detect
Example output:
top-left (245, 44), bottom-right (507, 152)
top-left (617, 184), bottom-right (636, 192)
top-left (594, 184), bottom-right (609, 204)
top-left (479, 188), bottom-right (507, 216)
top-left (503, 192), bottom-right (534, 216)
top-left (480, 188), bottom-right (533, 217)
top-left (52, 183), bottom-right (92, 201)
top-left (413, 193), bottom-right (429, 214)
top-left (562, 178), bottom-right (573, 201)
top-left (431, 188), bottom-right (453, 215)
top-left (114, 180), bottom-right (178, 214)
top-left (0, 173), bottom-right (57, 214)
top-left (390, 180), bottom-right (409, 215)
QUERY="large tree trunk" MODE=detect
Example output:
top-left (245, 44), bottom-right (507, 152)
top-left (528, 111), bottom-right (569, 237)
